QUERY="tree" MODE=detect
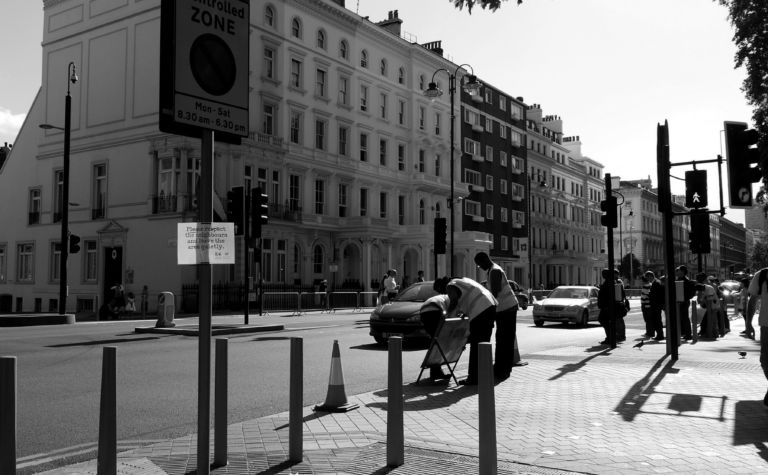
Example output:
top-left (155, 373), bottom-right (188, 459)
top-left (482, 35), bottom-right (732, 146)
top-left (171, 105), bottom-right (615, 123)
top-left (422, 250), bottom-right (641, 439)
top-left (750, 239), bottom-right (768, 272)
top-left (619, 253), bottom-right (641, 284)
top-left (452, 0), bottom-right (522, 14)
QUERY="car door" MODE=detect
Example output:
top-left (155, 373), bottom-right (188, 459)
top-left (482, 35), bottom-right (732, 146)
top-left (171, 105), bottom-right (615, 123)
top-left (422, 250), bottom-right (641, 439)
top-left (588, 288), bottom-right (600, 319)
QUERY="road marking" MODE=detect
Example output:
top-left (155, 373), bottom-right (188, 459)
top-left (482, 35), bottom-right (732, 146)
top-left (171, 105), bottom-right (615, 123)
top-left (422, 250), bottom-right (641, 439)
top-left (17, 440), bottom-right (166, 470)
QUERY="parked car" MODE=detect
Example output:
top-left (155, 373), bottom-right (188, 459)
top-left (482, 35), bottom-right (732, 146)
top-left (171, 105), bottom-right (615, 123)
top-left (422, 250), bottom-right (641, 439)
top-left (369, 281), bottom-right (439, 345)
top-left (532, 285), bottom-right (600, 327)
top-left (718, 280), bottom-right (743, 305)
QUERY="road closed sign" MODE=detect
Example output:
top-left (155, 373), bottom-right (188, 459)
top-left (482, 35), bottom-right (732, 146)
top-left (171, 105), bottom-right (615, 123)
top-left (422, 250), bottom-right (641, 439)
top-left (177, 222), bottom-right (235, 264)
top-left (160, 0), bottom-right (249, 141)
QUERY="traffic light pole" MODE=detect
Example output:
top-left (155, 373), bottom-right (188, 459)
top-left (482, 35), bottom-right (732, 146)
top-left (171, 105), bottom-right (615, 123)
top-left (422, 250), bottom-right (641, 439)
top-left (604, 174), bottom-right (617, 350)
top-left (244, 187), bottom-right (250, 325)
top-left (657, 121), bottom-right (679, 361)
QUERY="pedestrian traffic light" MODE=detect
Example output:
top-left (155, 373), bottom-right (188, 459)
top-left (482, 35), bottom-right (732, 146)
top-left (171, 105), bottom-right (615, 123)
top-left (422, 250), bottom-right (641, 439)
top-left (724, 121), bottom-right (763, 208)
top-left (600, 196), bottom-right (617, 228)
top-left (684, 170), bottom-right (708, 209)
top-left (251, 187), bottom-right (268, 239)
top-left (689, 211), bottom-right (711, 254)
top-left (69, 233), bottom-right (81, 254)
top-left (226, 186), bottom-right (244, 235)
top-left (434, 217), bottom-right (447, 254)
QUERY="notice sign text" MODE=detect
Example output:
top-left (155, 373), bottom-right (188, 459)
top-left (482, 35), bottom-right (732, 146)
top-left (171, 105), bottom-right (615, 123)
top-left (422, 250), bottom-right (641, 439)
top-left (177, 222), bottom-right (235, 264)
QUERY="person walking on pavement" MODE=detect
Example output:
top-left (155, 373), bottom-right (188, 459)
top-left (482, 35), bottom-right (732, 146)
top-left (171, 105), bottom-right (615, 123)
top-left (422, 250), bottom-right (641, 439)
top-left (745, 267), bottom-right (768, 407)
top-left (676, 265), bottom-right (697, 340)
top-left (598, 269), bottom-right (627, 344)
top-left (434, 276), bottom-right (497, 386)
top-left (739, 276), bottom-right (755, 338)
top-left (419, 292), bottom-right (451, 380)
top-left (696, 272), bottom-right (721, 338)
top-left (640, 272), bottom-right (654, 338)
top-left (383, 269), bottom-right (399, 302)
top-left (474, 251), bottom-right (520, 380)
top-left (645, 270), bottom-right (665, 341)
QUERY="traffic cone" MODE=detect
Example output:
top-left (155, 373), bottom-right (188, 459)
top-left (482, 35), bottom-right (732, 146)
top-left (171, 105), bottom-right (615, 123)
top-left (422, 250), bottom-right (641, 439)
top-left (313, 340), bottom-right (359, 413)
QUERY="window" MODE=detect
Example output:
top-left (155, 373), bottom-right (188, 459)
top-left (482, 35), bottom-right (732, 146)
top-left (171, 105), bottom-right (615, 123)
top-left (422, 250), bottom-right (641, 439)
top-left (398, 67), bottom-right (405, 84)
top-left (313, 245), bottom-right (324, 274)
top-left (397, 99), bottom-right (405, 125)
top-left (338, 76), bottom-right (349, 105)
top-left (263, 47), bottom-right (275, 80)
top-left (28, 188), bottom-right (41, 225)
top-left (291, 17), bottom-right (301, 38)
top-left (379, 192), bottom-right (387, 219)
top-left (262, 104), bottom-right (275, 135)
top-left (271, 170), bottom-right (280, 205)
top-left (360, 188), bottom-right (368, 216)
top-left (435, 154), bottom-right (441, 177)
top-left (53, 170), bottom-right (64, 222)
top-left (17, 242), bottom-right (34, 282)
top-left (464, 138), bottom-right (480, 156)
top-left (360, 84), bottom-right (368, 111)
top-left (419, 200), bottom-right (425, 225)
top-left (398, 144), bottom-right (406, 171)
top-left (499, 151), bottom-right (508, 167)
top-left (289, 174), bottom-right (300, 211)
top-left (277, 240), bottom-right (286, 282)
top-left (379, 92), bottom-right (387, 119)
top-left (262, 239), bottom-right (273, 282)
top-left (339, 40), bottom-right (348, 59)
top-left (501, 207), bottom-right (508, 222)
top-left (359, 133), bottom-right (368, 161)
top-left (434, 112), bottom-right (441, 135)
top-left (486, 204), bottom-right (494, 221)
top-left (338, 125), bottom-right (348, 156)
top-left (486, 174), bottom-right (494, 191)
top-left (92, 164), bottom-right (107, 219)
top-left (512, 210), bottom-right (525, 226)
top-left (315, 119), bottom-right (326, 150)
top-left (500, 125), bottom-right (507, 139)
top-left (464, 169), bottom-right (482, 187)
top-left (379, 138), bottom-right (387, 166)
top-left (264, 5), bottom-right (275, 27)
top-left (314, 179), bottom-right (325, 215)
top-left (418, 149), bottom-right (425, 173)
top-left (484, 88), bottom-right (492, 103)
top-left (315, 69), bottom-right (327, 98)
top-left (155, 155), bottom-right (178, 213)
top-left (418, 106), bottom-right (425, 130)
top-left (0, 245), bottom-right (6, 283)
top-left (316, 29), bottom-right (326, 49)
top-left (501, 235), bottom-right (508, 251)
top-left (485, 145), bottom-right (493, 162)
top-left (50, 242), bottom-right (61, 282)
top-left (290, 59), bottom-right (302, 88)
top-left (380, 59), bottom-right (387, 76)
top-left (398, 195), bottom-right (405, 225)
top-left (499, 178), bottom-right (510, 196)
top-left (289, 110), bottom-right (302, 144)
top-left (464, 199), bottom-right (481, 219)
top-left (499, 98), bottom-right (506, 111)
top-left (338, 183), bottom-right (348, 217)
top-left (360, 49), bottom-right (368, 68)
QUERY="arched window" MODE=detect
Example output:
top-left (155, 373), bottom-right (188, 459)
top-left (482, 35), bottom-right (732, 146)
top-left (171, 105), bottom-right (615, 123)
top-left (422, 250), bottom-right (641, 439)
top-left (313, 245), bottom-right (324, 274)
top-left (380, 59), bottom-right (387, 76)
top-left (316, 29), bottom-right (326, 50)
top-left (360, 49), bottom-right (368, 68)
top-left (398, 67), bottom-right (405, 84)
top-left (339, 39), bottom-right (348, 59)
top-left (291, 17), bottom-right (302, 38)
top-left (264, 5), bottom-right (275, 27)
top-left (419, 200), bottom-right (425, 225)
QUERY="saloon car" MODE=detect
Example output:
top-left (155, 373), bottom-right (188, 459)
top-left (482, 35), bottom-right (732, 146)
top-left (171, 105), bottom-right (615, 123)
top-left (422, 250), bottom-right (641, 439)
top-left (369, 281), bottom-right (439, 344)
top-left (532, 285), bottom-right (600, 327)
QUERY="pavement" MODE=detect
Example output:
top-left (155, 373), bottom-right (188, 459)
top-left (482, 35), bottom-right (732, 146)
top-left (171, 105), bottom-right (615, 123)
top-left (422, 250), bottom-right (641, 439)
top-left (26, 312), bottom-right (768, 474)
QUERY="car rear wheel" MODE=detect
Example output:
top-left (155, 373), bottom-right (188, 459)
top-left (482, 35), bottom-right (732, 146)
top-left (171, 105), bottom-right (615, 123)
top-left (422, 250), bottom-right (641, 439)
top-left (579, 310), bottom-right (589, 327)
top-left (534, 320), bottom-right (544, 327)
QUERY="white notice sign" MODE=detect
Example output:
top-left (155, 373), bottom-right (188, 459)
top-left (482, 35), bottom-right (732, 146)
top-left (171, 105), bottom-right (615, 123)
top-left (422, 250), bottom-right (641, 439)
top-left (177, 222), bottom-right (235, 265)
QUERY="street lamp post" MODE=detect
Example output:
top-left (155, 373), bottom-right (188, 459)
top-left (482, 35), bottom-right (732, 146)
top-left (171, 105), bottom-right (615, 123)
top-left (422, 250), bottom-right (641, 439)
top-left (41, 62), bottom-right (78, 315)
top-left (424, 64), bottom-right (480, 277)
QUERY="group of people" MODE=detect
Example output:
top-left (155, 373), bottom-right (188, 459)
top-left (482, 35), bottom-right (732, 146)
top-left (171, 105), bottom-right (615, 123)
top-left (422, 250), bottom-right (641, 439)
top-left (420, 252), bottom-right (523, 386)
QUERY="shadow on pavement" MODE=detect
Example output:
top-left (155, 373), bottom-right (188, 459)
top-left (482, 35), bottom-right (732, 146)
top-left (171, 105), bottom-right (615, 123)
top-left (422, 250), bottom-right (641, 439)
top-left (733, 400), bottom-right (768, 465)
top-left (368, 380), bottom-right (475, 411)
top-left (548, 346), bottom-right (613, 381)
top-left (614, 356), bottom-right (681, 422)
top-left (46, 335), bottom-right (162, 347)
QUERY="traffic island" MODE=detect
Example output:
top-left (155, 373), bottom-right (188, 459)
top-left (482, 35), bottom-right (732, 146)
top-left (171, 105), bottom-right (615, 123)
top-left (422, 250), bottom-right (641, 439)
top-left (134, 323), bottom-right (284, 336)
top-left (0, 313), bottom-right (75, 327)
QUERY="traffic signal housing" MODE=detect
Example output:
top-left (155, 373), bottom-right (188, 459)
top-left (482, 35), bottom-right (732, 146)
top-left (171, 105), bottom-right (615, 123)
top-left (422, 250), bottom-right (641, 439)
top-left (434, 217), bottom-right (447, 254)
top-left (724, 121), bottom-right (762, 208)
top-left (600, 196), bottom-right (617, 228)
top-left (226, 186), bottom-right (244, 235)
top-left (252, 187), bottom-right (268, 239)
top-left (69, 233), bottom-right (81, 254)
top-left (689, 211), bottom-right (711, 254)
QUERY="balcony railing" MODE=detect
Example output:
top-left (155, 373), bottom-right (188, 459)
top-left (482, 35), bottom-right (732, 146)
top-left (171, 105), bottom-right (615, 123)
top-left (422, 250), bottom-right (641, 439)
top-left (270, 203), bottom-right (302, 223)
top-left (152, 194), bottom-right (178, 214)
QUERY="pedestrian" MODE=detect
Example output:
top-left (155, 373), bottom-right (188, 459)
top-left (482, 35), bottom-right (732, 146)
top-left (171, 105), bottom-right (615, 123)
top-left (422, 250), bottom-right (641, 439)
top-left (416, 270), bottom-right (425, 283)
top-left (384, 269), bottom-right (399, 302)
top-left (675, 265), bottom-right (697, 340)
top-left (640, 272), bottom-right (654, 338)
top-left (696, 272), bottom-right (720, 338)
top-left (434, 276), bottom-right (497, 386)
top-left (318, 279), bottom-right (328, 309)
top-left (475, 251), bottom-right (520, 380)
top-left (419, 292), bottom-right (451, 380)
top-left (745, 267), bottom-right (768, 407)
top-left (739, 276), bottom-right (755, 338)
top-left (645, 271), bottom-right (665, 340)
top-left (597, 269), bottom-right (627, 344)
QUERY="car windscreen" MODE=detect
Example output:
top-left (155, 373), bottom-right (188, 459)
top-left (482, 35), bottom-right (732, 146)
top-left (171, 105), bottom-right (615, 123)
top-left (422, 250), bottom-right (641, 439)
top-left (548, 288), bottom-right (586, 299)
top-left (394, 283), bottom-right (437, 302)
top-left (720, 282), bottom-right (741, 291)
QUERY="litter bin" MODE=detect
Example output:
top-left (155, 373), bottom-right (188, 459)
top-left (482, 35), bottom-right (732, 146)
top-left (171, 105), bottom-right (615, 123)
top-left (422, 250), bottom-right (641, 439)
top-left (156, 291), bottom-right (176, 328)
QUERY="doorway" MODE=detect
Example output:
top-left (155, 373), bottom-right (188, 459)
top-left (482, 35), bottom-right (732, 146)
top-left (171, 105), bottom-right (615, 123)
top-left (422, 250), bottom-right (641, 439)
top-left (103, 246), bottom-right (123, 304)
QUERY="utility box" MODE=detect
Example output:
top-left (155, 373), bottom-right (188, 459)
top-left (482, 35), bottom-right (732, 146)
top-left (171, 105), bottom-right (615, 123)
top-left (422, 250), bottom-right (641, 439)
top-left (156, 291), bottom-right (176, 328)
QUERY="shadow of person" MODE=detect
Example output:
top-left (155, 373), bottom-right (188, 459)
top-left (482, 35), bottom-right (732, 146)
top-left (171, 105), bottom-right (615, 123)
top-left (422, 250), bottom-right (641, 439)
top-left (733, 399), bottom-right (768, 464)
top-left (368, 380), bottom-right (477, 411)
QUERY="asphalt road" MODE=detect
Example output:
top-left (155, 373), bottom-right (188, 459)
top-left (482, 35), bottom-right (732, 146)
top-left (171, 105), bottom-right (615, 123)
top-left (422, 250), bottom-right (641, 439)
top-left (5, 303), bottom-right (647, 473)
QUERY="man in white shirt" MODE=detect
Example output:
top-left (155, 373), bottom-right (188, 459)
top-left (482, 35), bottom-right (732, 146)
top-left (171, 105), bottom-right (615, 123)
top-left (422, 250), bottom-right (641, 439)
top-left (746, 268), bottom-right (768, 407)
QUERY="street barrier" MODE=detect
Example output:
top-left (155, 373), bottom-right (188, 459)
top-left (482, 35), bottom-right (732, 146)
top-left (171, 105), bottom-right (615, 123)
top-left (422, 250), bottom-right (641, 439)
top-left (98, 346), bottom-right (117, 475)
top-left (478, 342), bottom-right (497, 474)
top-left (214, 339), bottom-right (228, 468)
top-left (359, 291), bottom-right (379, 309)
top-left (289, 337), bottom-right (303, 463)
top-left (387, 336), bottom-right (404, 467)
top-left (262, 292), bottom-right (301, 316)
top-left (328, 291), bottom-right (357, 312)
top-left (0, 356), bottom-right (16, 474)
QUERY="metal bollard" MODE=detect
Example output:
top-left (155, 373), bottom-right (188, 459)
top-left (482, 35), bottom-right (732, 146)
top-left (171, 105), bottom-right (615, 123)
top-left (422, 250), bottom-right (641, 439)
top-left (289, 337), bottom-right (303, 463)
top-left (97, 347), bottom-right (117, 475)
top-left (387, 336), bottom-right (404, 467)
top-left (214, 339), bottom-right (228, 467)
top-left (478, 342), bottom-right (497, 475)
top-left (0, 356), bottom-right (16, 474)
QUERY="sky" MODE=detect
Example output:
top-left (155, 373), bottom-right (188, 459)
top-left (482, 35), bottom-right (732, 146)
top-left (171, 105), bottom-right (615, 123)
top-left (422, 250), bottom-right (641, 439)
top-left (0, 0), bottom-right (754, 224)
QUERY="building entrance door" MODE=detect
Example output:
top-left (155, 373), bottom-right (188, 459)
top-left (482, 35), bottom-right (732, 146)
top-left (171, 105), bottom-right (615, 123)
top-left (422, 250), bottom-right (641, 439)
top-left (103, 246), bottom-right (123, 304)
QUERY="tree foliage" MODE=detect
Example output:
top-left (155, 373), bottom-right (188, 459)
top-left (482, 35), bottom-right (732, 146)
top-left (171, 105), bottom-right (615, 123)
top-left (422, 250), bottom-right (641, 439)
top-left (451, 0), bottom-right (522, 14)
top-left (750, 239), bottom-right (768, 272)
top-left (619, 253), bottom-right (642, 283)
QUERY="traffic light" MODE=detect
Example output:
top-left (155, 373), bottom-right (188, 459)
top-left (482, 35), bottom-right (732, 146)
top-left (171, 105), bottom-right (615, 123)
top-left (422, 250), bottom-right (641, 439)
top-left (69, 233), bottom-right (81, 254)
top-left (434, 217), bottom-right (447, 254)
top-left (689, 211), bottom-right (711, 254)
top-left (724, 121), bottom-right (762, 208)
top-left (251, 187), bottom-right (269, 239)
top-left (600, 196), bottom-right (617, 228)
top-left (226, 186), bottom-right (244, 235)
